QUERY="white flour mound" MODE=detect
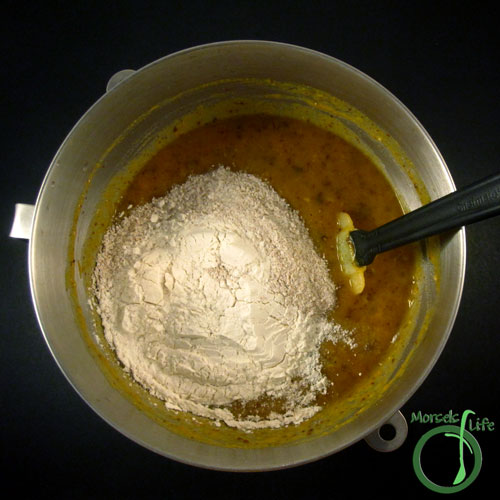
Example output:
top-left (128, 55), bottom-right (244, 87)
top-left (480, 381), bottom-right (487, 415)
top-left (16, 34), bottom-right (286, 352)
top-left (93, 166), bottom-right (352, 430)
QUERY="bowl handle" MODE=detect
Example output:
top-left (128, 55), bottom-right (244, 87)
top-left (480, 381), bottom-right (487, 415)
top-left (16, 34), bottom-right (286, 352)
top-left (364, 410), bottom-right (408, 452)
top-left (106, 69), bottom-right (136, 93)
top-left (10, 203), bottom-right (35, 240)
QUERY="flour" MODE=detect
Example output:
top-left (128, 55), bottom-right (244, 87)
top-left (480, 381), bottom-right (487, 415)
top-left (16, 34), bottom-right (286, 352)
top-left (93, 166), bottom-right (353, 430)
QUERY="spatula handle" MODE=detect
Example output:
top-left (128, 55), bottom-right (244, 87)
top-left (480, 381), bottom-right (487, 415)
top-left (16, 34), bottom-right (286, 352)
top-left (351, 173), bottom-right (500, 266)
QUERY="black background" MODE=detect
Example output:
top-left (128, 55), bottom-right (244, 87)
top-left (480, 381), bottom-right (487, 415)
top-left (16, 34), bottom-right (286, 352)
top-left (2, 1), bottom-right (499, 498)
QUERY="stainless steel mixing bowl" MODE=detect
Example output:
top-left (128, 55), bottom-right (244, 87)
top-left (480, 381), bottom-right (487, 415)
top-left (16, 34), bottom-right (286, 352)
top-left (13, 41), bottom-right (464, 470)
